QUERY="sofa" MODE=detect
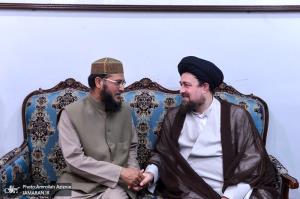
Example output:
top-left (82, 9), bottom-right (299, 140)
top-left (0, 77), bottom-right (298, 198)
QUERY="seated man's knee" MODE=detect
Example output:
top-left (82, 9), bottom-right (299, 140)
top-left (101, 186), bottom-right (129, 199)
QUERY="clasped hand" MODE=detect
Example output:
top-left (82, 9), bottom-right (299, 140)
top-left (120, 168), bottom-right (154, 191)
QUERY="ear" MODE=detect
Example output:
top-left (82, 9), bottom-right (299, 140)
top-left (203, 83), bottom-right (210, 93)
top-left (95, 77), bottom-right (102, 89)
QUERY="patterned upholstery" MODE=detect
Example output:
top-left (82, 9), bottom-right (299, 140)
top-left (123, 91), bottom-right (181, 168)
top-left (214, 83), bottom-right (268, 143)
top-left (26, 89), bottom-right (89, 184)
top-left (0, 78), bottom-right (297, 198)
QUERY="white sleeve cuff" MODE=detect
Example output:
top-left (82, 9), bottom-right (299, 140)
top-left (145, 164), bottom-right (159, 193)
top-left (223, 183), bottom-right (253, 199)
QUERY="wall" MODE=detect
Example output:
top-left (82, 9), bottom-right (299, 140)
top-left (0, 9), bottom-right (299, 198)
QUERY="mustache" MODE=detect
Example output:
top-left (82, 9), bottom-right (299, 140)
top-left (181, 93), bottom-right (189, 97)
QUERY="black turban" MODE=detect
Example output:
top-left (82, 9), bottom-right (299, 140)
top-left (178, 56), bottom-right (224, 90)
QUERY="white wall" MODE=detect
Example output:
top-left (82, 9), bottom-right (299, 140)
top-left (0, 9), bottom-right (299, 198)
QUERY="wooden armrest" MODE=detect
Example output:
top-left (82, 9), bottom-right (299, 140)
top-left (269, 154), bottom-right (299, 199)
top-left (281, 173), bottom-right (299, 189)
top-left (269, 155), bottom-right (299, 189)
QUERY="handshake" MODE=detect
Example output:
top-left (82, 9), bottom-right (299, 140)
top-left (120, 167), bottom-right (154, 191)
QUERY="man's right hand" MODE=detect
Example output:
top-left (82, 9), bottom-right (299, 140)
top-left (120, 167), bottom-right (144, 187)
top-left (139, 172), bottom-right (154, 187)
top-left (130, 171), bottom-right (154, 191)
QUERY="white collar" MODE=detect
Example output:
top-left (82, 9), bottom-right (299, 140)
top-left (192, 98), bottom-right (216, 119)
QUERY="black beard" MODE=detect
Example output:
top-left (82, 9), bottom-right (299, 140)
top-left (100, 86), bottom-right (122, 113)
top-left (180, 101), bottom-right (197, 113)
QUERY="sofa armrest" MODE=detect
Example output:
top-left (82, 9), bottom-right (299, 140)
top-left (269, 155), bottom-right (299, 199)
top-left (0, 143), bottom-right (31, 189)
top-left (281, 173), bottom-right (299, 189)
top-left (269, 155), bottom-right (288, 174)
top-left (269, 155), bottom-right (299, 188)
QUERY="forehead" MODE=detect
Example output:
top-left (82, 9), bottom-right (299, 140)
top-left (108, 73), bottom-right (124, 79)
top-left (180, 72), bottom-right (198, 83)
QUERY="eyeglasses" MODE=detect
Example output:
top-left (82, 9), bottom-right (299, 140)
top-left (104, 78), bottom-right (126, 87)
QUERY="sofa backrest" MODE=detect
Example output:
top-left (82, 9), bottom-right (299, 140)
top-left (122, 78), bottom-right (182, 168)
top-left (21, 78), bottom-right (268, 183)
top-left (215, 83), bottom-right (268, 141)
top-left (22, 79), bottom-right (89, 183)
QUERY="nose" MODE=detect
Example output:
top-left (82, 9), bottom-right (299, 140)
top-left (119, 84), bottom-right (125, 92)
top-left (180, 86), bottom-right (185, 94)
